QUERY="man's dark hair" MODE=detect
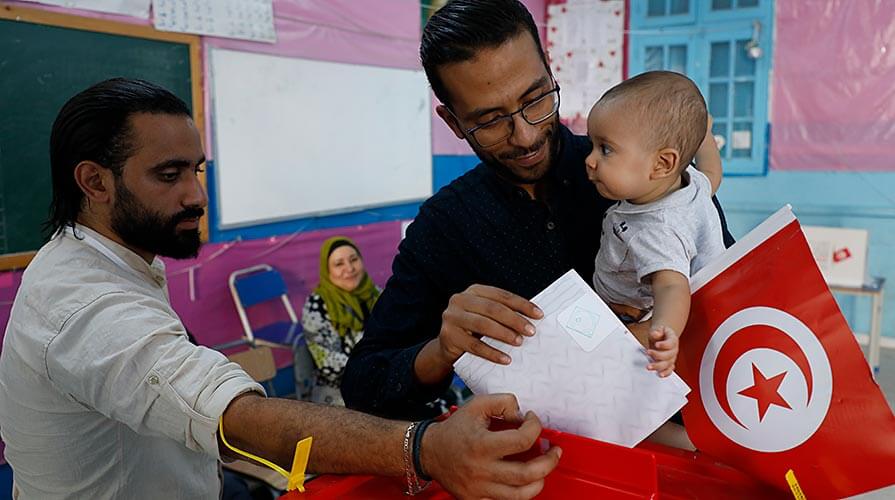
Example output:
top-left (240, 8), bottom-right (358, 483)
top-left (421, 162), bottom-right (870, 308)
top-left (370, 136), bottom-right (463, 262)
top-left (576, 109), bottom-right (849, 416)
top-left (420, 0), bottom-right (547, 107)
top-left (46, 77), bottom-right (191, 238)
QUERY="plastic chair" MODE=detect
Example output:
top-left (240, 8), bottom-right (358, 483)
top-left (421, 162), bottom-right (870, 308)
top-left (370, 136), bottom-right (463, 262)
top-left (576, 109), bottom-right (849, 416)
top-left (229, 264), bottom-right (301, 349)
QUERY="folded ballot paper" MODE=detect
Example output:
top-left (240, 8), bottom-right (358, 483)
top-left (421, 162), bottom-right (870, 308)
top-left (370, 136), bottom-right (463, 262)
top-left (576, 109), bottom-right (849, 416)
top-left (454, 270), bottom-right (690, 448)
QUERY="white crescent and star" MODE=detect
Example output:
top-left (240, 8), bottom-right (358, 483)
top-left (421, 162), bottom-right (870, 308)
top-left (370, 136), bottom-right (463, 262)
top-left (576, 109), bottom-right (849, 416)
top-left (699, 307), bottom-right (833, 452)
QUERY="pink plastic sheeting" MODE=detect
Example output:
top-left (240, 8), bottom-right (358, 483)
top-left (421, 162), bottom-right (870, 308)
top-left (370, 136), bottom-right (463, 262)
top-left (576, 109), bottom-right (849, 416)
top-left (163, 220), bottom-right (402, 368)
top-left (0, 271), bottom-right (24, 353)
top-left (0, 270), bottom-right (24, 466)
top-left (771, 0), bottom-right (895, 171)
top-left (0, 221), bottom-right (401, 394)
top-left (0, 225), bottom-right (401, 467)
top-left (6, 0), bottom-right (420, 69)
top-left (204, 0), bottom-right (420, 69)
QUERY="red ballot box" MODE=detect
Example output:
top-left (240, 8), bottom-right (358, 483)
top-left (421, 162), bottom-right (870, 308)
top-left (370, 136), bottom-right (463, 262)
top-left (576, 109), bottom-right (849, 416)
top-left (280, 426), bottom-right (784, 499)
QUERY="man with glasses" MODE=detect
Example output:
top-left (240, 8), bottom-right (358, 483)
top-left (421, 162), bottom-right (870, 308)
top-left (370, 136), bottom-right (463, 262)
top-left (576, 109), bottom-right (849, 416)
top-left (342, 0), bottom-right (734, 420)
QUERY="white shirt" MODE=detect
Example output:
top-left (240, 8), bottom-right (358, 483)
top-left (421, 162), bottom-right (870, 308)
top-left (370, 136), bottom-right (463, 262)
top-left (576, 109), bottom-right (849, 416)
top-left (0, 225), bottom-right (264, 499)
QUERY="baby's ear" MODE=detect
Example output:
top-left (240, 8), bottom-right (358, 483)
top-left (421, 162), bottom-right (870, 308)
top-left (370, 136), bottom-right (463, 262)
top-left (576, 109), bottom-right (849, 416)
top-left (651, 148), bottom-right (680, 180)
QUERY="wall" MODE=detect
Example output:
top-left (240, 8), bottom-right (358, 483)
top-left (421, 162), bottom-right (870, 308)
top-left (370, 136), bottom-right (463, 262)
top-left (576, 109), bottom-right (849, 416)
top-left (721, 0), bottom-right (895, 341)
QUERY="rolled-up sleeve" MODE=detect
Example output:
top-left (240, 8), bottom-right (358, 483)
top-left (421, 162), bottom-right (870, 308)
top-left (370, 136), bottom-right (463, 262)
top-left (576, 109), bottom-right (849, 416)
top-left (45, 291), bottom-right (264, 459)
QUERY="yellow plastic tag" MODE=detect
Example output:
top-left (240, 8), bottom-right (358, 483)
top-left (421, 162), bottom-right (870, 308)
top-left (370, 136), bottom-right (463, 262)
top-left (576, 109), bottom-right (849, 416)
top-left (219, 417), bottom-right (313, 493)
top-left (287, 437), bottom-right (313, 492)
top-left (785, 469), bottom-right (806, 500)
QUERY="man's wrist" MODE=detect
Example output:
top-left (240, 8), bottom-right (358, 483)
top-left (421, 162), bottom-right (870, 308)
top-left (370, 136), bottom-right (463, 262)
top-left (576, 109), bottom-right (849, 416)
top-left (434, 337), bottom-right (459, 369)
top-left (412, 418), bottom-right (436, 481)
top-left (414, 338), bottom-right (455, 386)
top-left (418, 420), bottom-right (441, 483)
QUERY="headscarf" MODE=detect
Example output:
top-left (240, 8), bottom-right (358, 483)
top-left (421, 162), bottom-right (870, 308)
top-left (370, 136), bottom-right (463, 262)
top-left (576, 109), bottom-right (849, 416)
top-left (313, 236), bottom-right (380, 337)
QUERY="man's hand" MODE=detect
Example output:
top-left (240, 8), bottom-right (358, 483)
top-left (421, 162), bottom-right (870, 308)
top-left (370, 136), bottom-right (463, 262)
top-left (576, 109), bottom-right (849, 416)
top-left (438, 285), bottom-right (543, 365)
top-left (415, 285), bottom-right (542, 384)
top-left (646, 325), bottom-right (679, 377)
top-left (421, 394), bottom-right (562, 499)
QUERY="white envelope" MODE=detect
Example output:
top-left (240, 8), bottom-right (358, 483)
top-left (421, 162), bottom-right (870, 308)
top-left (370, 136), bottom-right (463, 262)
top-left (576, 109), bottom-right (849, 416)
top-left (454, 270), bottom-right (690, 448)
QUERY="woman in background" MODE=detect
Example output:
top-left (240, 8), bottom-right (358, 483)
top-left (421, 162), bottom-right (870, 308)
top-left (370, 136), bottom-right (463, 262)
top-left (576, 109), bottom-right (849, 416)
top-left (299, 237), bottom-right (380, 405)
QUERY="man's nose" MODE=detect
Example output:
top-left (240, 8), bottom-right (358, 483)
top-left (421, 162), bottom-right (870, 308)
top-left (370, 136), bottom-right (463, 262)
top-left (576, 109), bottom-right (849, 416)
top-left (507, 112), bottom-right (540, 149)
top-left (183, 173), bottom-right (208, 209)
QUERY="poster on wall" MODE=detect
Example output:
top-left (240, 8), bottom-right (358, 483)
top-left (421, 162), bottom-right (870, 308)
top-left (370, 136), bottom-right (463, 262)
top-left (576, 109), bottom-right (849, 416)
top-left (546, 0), bottom-right (625, 134)
top-left (17, 0), bottom-right (150, 18)
top-left (152, 0), bottom-right (276, 43)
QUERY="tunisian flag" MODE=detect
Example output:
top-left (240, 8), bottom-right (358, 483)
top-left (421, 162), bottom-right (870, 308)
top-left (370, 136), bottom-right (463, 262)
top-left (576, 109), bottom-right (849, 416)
top-left (677, 206), bottom-right (895, 497)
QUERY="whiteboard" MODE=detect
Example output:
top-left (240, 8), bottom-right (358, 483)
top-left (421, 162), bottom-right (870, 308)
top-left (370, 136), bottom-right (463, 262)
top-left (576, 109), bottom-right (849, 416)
top-left (209, 48), bottom-right (432, 228)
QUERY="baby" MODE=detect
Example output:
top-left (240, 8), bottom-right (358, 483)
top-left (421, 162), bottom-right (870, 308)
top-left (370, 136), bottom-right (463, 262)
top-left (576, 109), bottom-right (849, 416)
top-left (585, 71), bottom-right (725, 378)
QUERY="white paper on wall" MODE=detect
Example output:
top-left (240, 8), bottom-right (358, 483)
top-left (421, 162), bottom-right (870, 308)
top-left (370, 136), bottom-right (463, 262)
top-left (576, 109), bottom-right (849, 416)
top-left (547, 0), bottom-right (625, 134)
top-left (152, 0), bottom-right (276, 43)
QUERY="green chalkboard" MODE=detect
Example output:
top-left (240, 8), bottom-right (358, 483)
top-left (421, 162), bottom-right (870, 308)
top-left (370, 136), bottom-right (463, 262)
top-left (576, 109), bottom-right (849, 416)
top-left (0, 14), bottom-right (195, 256)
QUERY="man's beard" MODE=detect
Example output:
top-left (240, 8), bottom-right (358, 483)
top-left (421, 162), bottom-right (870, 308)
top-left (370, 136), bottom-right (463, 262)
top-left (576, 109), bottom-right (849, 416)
top-left (110, 179), bottom-right (204, 259)
top-left (473, 117), bottom-right (561, 185)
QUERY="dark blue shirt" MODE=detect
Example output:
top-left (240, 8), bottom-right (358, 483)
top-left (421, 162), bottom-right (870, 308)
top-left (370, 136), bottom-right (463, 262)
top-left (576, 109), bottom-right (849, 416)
top-left (342, 125), bottom-right (734, 419)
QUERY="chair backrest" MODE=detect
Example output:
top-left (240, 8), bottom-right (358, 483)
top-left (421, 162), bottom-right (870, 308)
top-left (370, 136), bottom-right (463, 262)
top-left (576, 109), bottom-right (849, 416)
top-left (229, 264), bottom-right (298, 342)
top-left (232, 266), bottom-right (288, 308)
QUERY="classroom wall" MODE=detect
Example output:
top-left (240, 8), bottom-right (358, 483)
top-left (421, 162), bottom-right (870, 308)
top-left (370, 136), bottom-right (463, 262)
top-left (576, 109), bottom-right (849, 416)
top-left (9, 1), bottom-right (888, 338)
top-left (164, 221), bottom-right (404, 368)
top-left (0, 221), bottom-right (403, 367)
top-left (720, 0), bottom-right (895, 341)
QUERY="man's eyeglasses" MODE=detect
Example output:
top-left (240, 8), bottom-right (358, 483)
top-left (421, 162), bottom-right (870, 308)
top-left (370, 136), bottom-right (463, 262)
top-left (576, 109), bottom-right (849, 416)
top-left (448, 85), bottom-right (561, 149)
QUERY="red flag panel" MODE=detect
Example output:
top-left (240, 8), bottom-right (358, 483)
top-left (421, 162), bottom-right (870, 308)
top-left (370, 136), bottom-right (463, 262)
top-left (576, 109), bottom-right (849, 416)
top-left (678, 208), bottom-right (895, 497)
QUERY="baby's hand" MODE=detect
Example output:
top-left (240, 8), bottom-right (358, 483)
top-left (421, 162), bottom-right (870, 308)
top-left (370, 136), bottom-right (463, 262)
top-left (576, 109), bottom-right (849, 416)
top-left (646, 325), bottom-right (679, 378)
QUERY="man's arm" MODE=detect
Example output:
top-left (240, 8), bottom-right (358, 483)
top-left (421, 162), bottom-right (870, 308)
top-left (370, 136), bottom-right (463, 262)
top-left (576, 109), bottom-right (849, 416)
top-left (694, 117), bottom-right (734, 247)
top-left (222, 393), bottom-right (561, 499)
top-left (343, 207), bottom-right (540, 419)
top-left (693, 115), bottom-right (722, 194)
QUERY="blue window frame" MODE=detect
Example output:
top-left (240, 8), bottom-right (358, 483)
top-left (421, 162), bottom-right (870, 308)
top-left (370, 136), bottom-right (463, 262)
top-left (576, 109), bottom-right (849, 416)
top-left (634, 0), bottom-right (696, 27)
top-left (630, 0), bottom-right (773, 175)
